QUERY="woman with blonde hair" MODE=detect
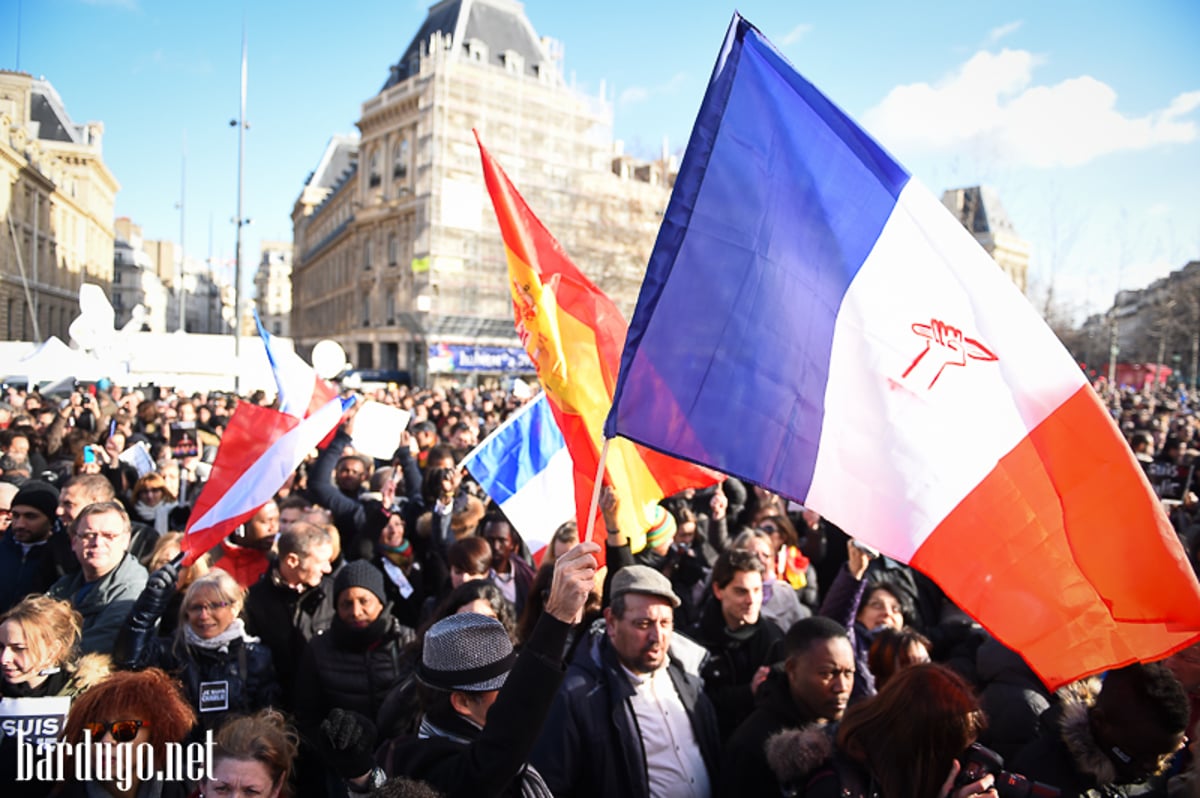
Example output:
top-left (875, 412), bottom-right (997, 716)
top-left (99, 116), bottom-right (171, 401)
top-left (1, 596), bottom-right (111, 797)
top-left (115, 565), bottom-right (279, 736)
top-left (200, 709), bottom-right (300, 798)
top-left (129, 472), bottom-right (178, 534)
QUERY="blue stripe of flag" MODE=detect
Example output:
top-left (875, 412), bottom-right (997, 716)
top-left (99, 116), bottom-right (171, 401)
top-left (606, 15), bottom-right (910, 502)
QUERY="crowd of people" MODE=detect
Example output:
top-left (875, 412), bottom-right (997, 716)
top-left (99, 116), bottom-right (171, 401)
top-left (0, 376), bottom-right (1197, 798)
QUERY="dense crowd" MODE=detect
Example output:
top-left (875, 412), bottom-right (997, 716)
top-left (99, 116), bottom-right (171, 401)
top-left (0, 377), bottom-right (1197, 798)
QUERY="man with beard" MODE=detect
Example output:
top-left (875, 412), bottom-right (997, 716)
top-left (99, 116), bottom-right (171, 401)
top-left (531, 565), bottom-right (721, 798)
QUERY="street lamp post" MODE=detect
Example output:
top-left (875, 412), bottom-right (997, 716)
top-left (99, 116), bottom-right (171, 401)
top-left (231, 31), bottom-right (249, 394)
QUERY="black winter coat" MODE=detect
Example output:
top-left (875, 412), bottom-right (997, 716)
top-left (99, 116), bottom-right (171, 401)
top-left (293, 614), bottom-right (415, 737)
top-left (718, 668), bottom-right (819, 798)
top-left (115, 625), bottom-right (280, 735)
top-left (690, 595), bottom-right (784, 741)
top-left (530, 629), bottom-right (721, 798)
top-left (379, 614), bottom-right (571, 798)
top-left (243, 568), bottom-right (336, 702)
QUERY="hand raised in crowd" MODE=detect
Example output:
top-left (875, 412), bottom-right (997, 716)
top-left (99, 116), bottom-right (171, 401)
top-left (544, 541), bottom-right (600, 625)
top-left (847, 538), bottom-right (877, 581)
top-left (599, 485), bottom-right (620, 534)
top-left (709, 482), bottom-right (728, 520)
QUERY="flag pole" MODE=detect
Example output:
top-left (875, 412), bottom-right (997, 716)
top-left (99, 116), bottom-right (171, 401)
top-left (584, 438), bottom-right (611, 544)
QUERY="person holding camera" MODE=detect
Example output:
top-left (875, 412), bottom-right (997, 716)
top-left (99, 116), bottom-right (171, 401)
top-left (766, 662), bottom-right (999, 798)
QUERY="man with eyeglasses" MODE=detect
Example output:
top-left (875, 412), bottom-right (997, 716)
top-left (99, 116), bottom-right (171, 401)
top-left (0, 479), bottom-right (78, 613)
top-left (48, 500), bottom-right (148, 654)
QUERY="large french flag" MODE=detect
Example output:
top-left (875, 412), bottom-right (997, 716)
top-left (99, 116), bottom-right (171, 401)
top-left (605, 15), bottom-right (1200, 689)
top-left (181, 396), bottom-right (355, 565)
top-left (460, 393), bottom-right (575, 557)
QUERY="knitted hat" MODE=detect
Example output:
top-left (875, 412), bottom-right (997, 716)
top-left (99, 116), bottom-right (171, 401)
top-left (643, 505), bottom-right (677, 548)
top-left (417, 612), bottom-right (515, 692)
top-left (610, 565), bottom-right (681, 608)
top-left (333, 559), bottom-right (387, 604)
top-left (11, 480), bottom-right (59, 521)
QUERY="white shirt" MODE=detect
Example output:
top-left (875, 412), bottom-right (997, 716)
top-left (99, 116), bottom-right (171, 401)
top-left (621, 661), bottom-right (711, 798)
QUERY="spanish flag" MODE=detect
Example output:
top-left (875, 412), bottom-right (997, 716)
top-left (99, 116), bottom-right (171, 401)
top-left (477, 133), bottom-right (716, 554)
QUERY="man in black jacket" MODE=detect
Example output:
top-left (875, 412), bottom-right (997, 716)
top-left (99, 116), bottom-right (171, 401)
top-left (330, 541), bottom-right (600, 797)
top-left (691, 547), bottom-right (783, 741)
top-left (531, 565), bottom-right (721, 798)
top-left (720, 616), bottom-right (854, 798)
top-left (1011, 662), bottom-right (1188, 797)
top-left (243, 522), bottom-right (336, 703)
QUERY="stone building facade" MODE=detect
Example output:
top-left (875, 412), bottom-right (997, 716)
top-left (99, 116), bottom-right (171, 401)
top-left (0, 70), bottom-right (119, 343)
top-left (941, 185), bottom-right (1030, 294)
top-left (291, 0), bottom-right (674, 385)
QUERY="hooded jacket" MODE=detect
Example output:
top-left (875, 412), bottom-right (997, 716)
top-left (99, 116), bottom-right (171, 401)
top-left (718, 668), bottom-right (820, 798)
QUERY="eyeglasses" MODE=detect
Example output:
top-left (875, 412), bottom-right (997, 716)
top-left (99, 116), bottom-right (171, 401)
top-left (83, 720), bottom-right (148, 743)
top-left (186, 600), bottom-right (233, 615)
top-left (74, 530), bottom-right (125, 543)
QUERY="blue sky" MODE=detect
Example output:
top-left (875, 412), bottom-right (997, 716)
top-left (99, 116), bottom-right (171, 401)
top-left (8, 0), bottom-right (1198, 323)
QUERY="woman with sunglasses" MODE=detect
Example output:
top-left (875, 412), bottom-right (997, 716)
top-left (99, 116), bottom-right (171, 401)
top-left (115, 564), bottom-right (280, 738)
top-left (129, 473), bottom-right (178, 536)
top-left (1, 596), bottom-right (112, 798)
top-left (56, 668), bottom-right (196, 797)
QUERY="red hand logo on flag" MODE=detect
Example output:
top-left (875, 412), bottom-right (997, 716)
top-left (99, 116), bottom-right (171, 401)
top-left (902, 319), bottom-right (997, 389)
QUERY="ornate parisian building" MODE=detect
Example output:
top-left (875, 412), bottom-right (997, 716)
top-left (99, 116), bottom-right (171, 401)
top-left (0, 71), bottom-right (119, 342)
top-left (291, 0), bottom-right (674, 385)
top-left (941, 185), bottom-right (1031, 295)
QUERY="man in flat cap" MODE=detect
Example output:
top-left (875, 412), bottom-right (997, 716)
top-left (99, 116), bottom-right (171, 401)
top-left (326, 540), bottom-right (600, 797)
top-left (531, 564), bottom-right (721, 798)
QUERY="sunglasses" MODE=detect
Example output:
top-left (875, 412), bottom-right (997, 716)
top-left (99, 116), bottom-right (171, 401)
top-left (83, 720), bottom-right (148, 743)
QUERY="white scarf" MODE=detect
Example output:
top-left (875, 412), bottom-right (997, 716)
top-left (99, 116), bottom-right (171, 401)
top-left (183, 618), bottom-right (259, 654)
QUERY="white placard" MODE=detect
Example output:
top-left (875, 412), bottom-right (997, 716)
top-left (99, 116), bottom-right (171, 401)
top-left (351, 402), bottom-right (412, 461)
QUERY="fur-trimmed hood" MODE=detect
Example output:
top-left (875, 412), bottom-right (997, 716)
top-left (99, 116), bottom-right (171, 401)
top-left (1057, 698), bottom-right (1118, 786)
top-left (58, 652), bottom-right (113, 696)
top-left (765, 722), bottom-right (836, 787)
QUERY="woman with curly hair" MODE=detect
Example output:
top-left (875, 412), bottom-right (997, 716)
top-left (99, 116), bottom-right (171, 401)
top-left (56, 668), bottom-right (196, 797)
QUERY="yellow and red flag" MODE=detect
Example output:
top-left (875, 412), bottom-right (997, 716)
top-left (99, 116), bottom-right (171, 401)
top-left (476, 134), bottom-right (716, 555)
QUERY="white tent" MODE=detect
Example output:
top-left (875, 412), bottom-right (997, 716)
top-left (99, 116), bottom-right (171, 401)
top-left (0, 336), bottom-right (120, 388)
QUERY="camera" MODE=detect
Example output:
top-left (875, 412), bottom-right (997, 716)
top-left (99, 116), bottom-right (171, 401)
top-left (956, 743), bottom-right (1059, 798)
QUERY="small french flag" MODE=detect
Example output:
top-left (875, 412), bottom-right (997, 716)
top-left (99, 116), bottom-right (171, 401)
top-left (460, 393), bottom-right (575, 557)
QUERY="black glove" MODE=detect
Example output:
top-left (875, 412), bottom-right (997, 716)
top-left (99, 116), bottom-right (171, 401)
top-left (320, 708), bottom-right (377, 780)
top-left (137, 558), bottom-right (182, 620)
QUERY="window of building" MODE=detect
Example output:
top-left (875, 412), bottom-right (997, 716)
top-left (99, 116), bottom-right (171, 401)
top-left (386, 291), bottom-right (396, 324)
top-left (364, 238), bottom-right (373, 270)
top-left (388, 233), bottom-right (397, 266)
top-left (362, 293), bottom-right (371, 327)
top-left (393, 139), bottom-right (409, 181)
top-left (369, 150), bottom-right (381, 188)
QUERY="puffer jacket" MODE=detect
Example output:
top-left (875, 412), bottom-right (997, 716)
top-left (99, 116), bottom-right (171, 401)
top-left (293, 614), bottom-right (415, 737)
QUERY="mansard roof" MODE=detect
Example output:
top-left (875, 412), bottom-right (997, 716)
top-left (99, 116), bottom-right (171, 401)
top-left (942, 185), bottom-right (1018, 237)
top-left (30, 78), bottom-right (84, 144)
top-left (383, 0), bottom-right (552, 90)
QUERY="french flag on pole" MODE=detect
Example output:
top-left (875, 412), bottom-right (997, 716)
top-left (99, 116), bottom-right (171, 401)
top-left (605, 14), bottom-right (1200, 689)
top-left (461, 393), bottom-right (575, 558)
top-left (181, 324), bottom-right (352, 565)
top-left (255, 312), bottom-right (339, 418)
